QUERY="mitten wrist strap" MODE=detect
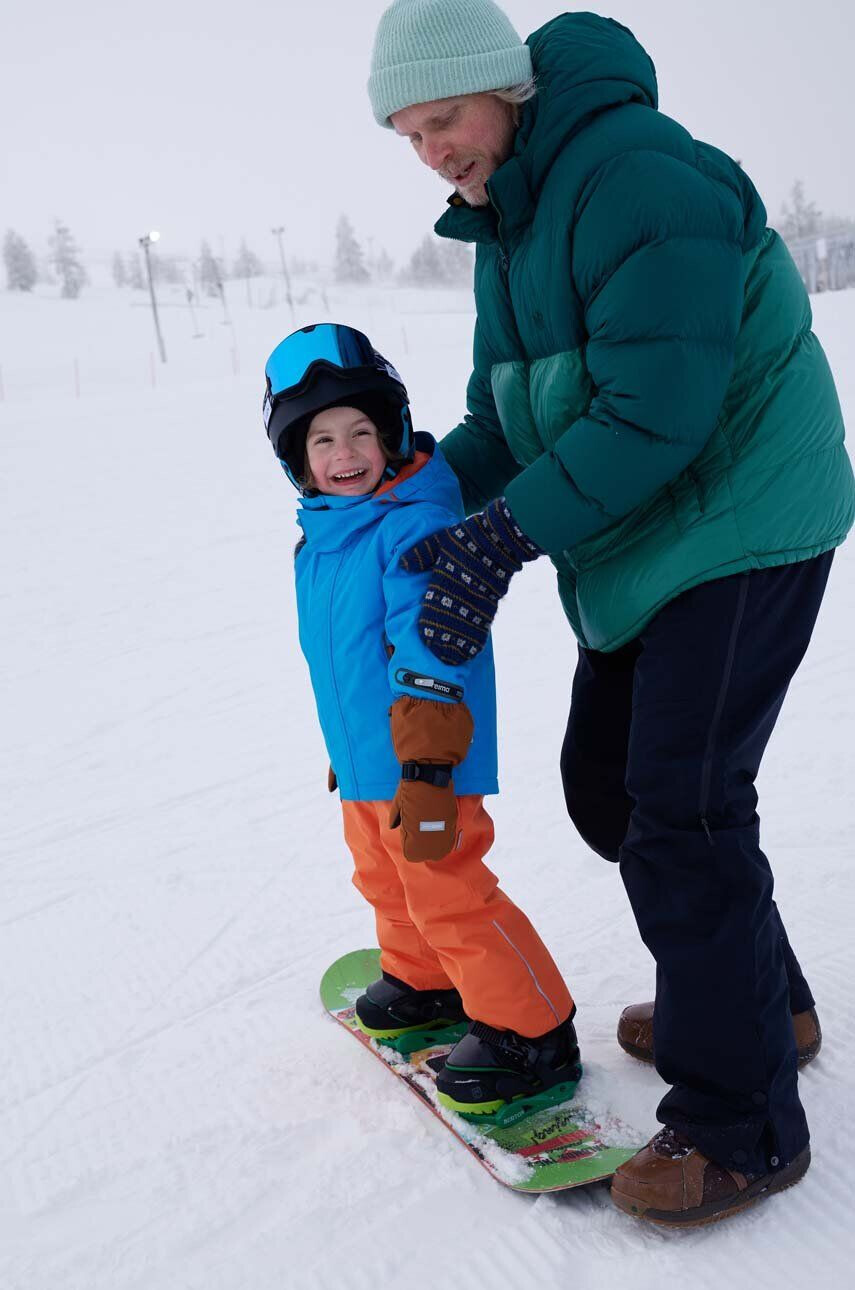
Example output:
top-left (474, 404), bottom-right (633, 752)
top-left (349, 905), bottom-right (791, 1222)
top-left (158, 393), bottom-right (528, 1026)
top-left (400, 762), bottom-right (453, 788)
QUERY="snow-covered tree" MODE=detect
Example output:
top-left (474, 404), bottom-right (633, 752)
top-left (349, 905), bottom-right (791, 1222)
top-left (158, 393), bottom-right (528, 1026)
top-left (779, 180), bottom-right (822, 240)
top-left (401, 234), bottom-right (446, 285)
top-left (400, 234), bottom-right (474, 287)
top-left (3, 230), bottom-right (37, 291)
top-left (127, 250), bottom-right (145, 289)
top-left (373, 247), bottom-right (396, 282)
top-left (439, 238), bottom-right (473, 284)
top-left (197, 240), bottom-right (224, 297)
top-left (233, 238), bottom-right (264, 305)
top-left (234, 239), bottom-right (263, 281)
top-left (112, 251), bottom-right (127, 287)
top-left (334, 215), bottom-right (370, 284)
top-left (49, 220), bottom-right (86, 298)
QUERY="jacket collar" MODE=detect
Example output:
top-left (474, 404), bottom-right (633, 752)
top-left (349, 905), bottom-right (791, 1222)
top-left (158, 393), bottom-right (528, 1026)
top-left (296, 433), bottom-right (457, 553)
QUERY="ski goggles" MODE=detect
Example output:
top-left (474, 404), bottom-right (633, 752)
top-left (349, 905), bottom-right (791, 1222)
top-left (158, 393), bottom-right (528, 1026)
top-left (263, 323), bottom-right (407, 453)
top-left (264, 323), bottom-right (378, 408)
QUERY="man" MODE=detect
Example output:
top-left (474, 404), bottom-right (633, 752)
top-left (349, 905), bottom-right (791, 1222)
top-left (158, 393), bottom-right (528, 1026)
top-left (367, 0), bottom-right (854, 1226)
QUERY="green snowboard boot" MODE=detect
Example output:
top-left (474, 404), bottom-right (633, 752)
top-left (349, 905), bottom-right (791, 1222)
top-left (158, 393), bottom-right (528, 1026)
top-left (355, 972), bottom-right (467, 1042)
top-left (436, 1016), bottom-right (582, 1123)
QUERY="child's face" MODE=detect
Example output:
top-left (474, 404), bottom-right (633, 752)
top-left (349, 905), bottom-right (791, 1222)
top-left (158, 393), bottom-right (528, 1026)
top-left (304, 405), bottom-right (388, 495)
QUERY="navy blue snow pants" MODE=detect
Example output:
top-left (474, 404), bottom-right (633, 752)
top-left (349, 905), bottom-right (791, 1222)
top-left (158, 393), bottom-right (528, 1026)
top-left (560, 553), bottom-right (833, 1176)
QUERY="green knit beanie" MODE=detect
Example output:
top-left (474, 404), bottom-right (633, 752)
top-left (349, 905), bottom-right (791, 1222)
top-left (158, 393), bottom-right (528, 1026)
top-left (368, 0), bottom-right (532, 128)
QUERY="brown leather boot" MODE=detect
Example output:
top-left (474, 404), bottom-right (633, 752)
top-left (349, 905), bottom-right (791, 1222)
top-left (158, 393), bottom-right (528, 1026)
top-left (617, 1001), bottom-right (822, 1067)
top-left (611, 1127), bottom-right (811, 1226)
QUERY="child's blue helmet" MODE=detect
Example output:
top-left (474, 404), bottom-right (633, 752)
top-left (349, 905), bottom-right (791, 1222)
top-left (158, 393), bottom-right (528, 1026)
top-left (263, 323), bottom-right (414, 490)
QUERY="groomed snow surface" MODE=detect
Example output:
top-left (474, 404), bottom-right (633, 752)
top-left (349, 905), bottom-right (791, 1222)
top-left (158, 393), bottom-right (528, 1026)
top-left (2, 280), bottom-right (854, 1289)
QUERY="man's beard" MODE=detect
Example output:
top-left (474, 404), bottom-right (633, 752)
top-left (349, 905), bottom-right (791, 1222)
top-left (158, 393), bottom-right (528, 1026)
top-left (458, 180), bottom-right (490, 207)
top-left (438, 158), bottom-right (491, 207)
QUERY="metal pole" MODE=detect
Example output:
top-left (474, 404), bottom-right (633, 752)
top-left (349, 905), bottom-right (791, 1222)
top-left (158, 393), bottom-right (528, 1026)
top-left (186, 286), bottom-right (203, 338)
top-left (272, 225), bottom-right (296, 323)
top-left (216, 275), bottom-right (231, 327)
top-left (140, 236), bottom-right (167, 363)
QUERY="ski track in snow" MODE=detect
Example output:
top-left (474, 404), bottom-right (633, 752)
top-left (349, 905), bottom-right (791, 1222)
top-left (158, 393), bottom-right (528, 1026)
top-left (2, 282), bottom-right (854, 1289)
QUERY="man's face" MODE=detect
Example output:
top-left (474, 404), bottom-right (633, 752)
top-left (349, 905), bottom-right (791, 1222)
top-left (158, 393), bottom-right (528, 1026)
top-left (390, 93), bottom-right (517, 207)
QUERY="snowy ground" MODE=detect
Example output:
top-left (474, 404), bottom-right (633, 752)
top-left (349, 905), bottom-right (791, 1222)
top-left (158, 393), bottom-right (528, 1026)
top-left (2, 278), bottom-right (854, 1289)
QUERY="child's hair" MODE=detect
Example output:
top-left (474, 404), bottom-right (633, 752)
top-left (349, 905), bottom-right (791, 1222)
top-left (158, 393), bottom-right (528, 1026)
top-left (296, 393), bottom-right (407, 493)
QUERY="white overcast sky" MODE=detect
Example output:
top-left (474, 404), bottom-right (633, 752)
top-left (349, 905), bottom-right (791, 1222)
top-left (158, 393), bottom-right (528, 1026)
top-left (2, 0), bottom-right (853, 267)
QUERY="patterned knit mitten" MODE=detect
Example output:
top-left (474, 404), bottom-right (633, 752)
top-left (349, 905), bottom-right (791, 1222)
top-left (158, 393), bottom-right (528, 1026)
top-left (400, 498), bottom-right (543, 665)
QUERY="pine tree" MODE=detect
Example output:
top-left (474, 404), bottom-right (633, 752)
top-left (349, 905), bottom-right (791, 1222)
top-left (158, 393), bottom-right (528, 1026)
top-left (233, 238), bottom-right (263, 280)
top-left (198, 239), bottom-right (223, 297)
top-left (402, 234), bottom-right (446, 285)
top-left (374, 247), bottom-right (396, 282)
top-left (780, 180), bottom-right (822, 240)
top-left (112, 251), bottom-right (127, 287)
top-left (234, 238), bottom-right (263, 305)
top-left (49, 220), bottom-right (86, 298)
top-left (3, 230), bottom-right (37, 291)
top-left (334, 215), bottom-right (370, 284)
top-left (127, 250), bottom-right (145, 289)
top-left (438, 237), bottom-right (473, 284)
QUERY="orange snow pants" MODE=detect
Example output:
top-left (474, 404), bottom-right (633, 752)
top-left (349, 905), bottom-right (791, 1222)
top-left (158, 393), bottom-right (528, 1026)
top-left (341, 795), bottom-right (574, 1038)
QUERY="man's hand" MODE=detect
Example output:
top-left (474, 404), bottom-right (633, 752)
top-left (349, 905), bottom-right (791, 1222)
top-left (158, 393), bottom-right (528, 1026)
top-left (399, 498), bottom-right (542, 664)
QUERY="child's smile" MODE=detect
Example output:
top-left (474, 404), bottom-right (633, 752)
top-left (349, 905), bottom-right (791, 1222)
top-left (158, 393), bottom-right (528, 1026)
top-left (305, 405), bottom-right (388, 496)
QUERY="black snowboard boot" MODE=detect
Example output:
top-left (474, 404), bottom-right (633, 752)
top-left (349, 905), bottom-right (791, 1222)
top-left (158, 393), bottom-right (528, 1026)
top-left (436, 1016), bottom-right (582, 1120)
top-left (355, 972), bottom-right (467, 1040)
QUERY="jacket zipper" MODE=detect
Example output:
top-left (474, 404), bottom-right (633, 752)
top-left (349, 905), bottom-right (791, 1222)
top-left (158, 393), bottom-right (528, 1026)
top-left (326, 550), bottom-right (357, 790)
top-left (698, 575), bottom-right (750, 845)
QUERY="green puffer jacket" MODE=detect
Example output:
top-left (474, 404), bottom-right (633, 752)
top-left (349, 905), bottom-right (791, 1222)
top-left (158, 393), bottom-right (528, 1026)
top-left (437, 12), bottom-right (854, 652)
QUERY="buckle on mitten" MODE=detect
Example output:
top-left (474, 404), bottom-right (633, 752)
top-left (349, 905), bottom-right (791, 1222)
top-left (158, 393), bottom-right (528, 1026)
top-left (400, 762), bottom-right (453, 788)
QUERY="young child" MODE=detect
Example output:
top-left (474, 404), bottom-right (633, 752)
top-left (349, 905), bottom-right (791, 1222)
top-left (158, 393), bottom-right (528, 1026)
top-left (264, 323), bottom-right (581, 1118)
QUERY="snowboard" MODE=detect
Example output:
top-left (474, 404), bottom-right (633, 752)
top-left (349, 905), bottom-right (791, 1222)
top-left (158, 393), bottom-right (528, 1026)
top-left (320, 948), bottom-right (638, 1193)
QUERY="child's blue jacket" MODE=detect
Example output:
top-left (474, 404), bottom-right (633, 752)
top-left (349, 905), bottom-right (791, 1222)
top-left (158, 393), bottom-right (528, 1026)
top-left (295, 432), bottom-right (499, 801)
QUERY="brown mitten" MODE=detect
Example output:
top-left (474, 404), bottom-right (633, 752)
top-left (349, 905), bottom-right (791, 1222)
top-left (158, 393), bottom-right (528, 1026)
top-left (388, 777), bottom-right (459, 862)
top-left (388, 696), bottom-right (474, 863)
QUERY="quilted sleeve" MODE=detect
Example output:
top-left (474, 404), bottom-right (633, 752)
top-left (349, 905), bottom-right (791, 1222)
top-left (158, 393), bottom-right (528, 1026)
top-left (439, 318), bottom-right (523, 515)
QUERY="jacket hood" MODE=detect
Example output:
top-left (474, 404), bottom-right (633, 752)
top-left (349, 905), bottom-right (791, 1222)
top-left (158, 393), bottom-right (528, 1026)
top-left (296, 432), bottom-right (457, 553)
top-left (436, 12), bottom-right (658, 244)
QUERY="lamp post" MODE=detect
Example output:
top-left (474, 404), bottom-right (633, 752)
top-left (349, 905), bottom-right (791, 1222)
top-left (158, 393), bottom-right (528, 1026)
top-left (271, 225), bottom-right (296, 323)
top-left (139, 230), bottom-right (167, 363)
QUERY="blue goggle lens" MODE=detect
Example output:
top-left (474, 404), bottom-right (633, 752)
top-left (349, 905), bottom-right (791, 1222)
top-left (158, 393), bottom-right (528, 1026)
top-left (264, 324), bottom-right (373, 401)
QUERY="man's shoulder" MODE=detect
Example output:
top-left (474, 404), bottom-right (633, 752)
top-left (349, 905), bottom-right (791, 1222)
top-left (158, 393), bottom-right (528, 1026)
top-left (539, 102), bottom-right (691, 199)
top-left (540, 101), bottom-right (755, 219)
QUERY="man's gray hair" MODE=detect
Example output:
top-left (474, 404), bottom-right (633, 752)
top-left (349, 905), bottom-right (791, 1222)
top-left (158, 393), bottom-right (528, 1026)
top-left (493, 76), bottom-right (537, 108)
